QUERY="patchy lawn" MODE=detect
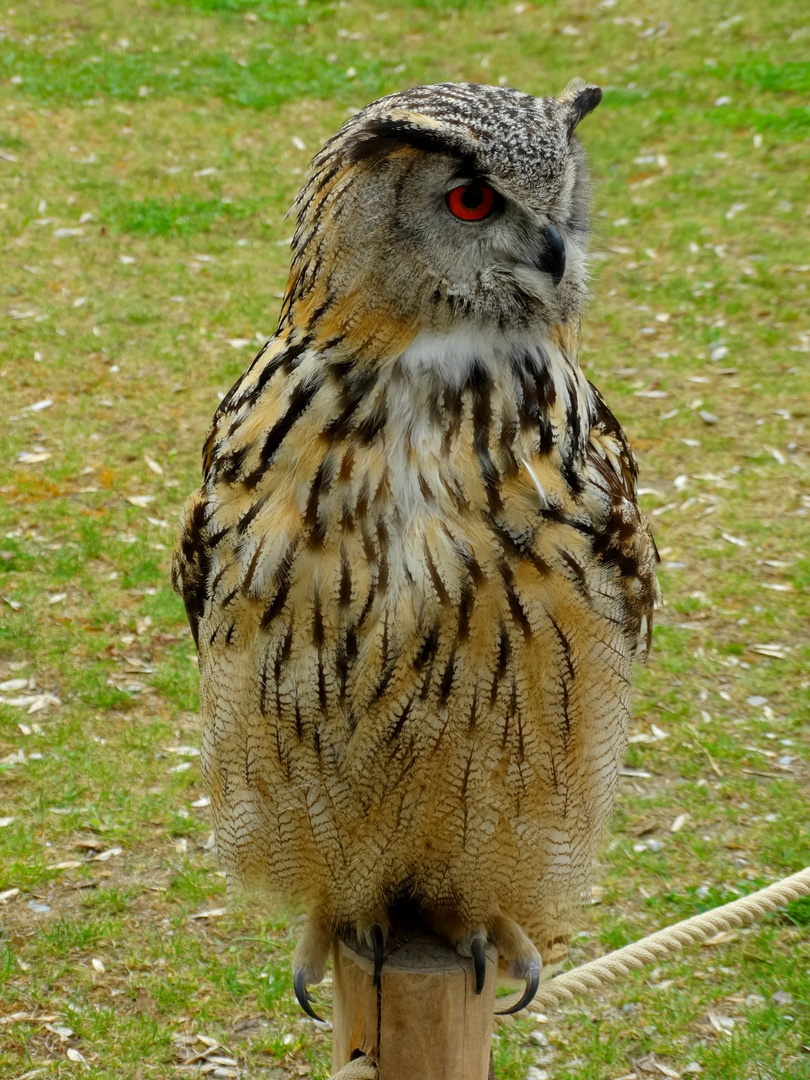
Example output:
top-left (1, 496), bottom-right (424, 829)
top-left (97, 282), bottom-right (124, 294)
top-left (1, 1), bottom-right (807, 1078)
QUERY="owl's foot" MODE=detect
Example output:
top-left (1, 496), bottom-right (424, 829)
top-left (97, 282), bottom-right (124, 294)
top-left (292, 916), bottom-right (333, 1022)
top-left (369, 923), bottom-right (386, 987)
top-left (293, 967), bottom-right (324, 1023)
top-left (489, 913), bottom-right (542, 1015)
top-left (495, 954), bottom-right (541, 1015)
top-left (440, 913), bottom-right (541, 1012)
top-left (455, 930), bottom-right (489, 994)
top-left (356, 919), bottom-right (389, 987)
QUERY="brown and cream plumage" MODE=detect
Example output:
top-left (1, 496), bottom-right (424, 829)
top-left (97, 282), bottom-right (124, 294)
top-left (173, 80), bottom-right (660, 1016)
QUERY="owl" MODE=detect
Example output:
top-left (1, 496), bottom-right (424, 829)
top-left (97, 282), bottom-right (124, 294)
top-left (172, 80), bottom-right (660, 1019)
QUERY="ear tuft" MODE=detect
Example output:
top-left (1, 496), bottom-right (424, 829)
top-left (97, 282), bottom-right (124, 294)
top-left (557, 78), bottom-right (602, 135)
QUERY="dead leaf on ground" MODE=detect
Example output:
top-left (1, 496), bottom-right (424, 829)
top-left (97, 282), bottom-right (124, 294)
top-left (701, 930), bottom-right (737, 947)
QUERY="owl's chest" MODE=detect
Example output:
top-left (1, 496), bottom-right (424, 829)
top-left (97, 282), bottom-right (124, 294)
top-left (310, 395), bottom-right (568, 609)
top-left (199, 358), bottom-right (640, 795)
top-left (202, 345), bottom-right (609, 672)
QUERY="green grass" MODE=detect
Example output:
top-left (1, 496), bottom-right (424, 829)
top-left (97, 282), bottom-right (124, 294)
top-left (0, 0), bottom-right (808, 1078)
top-left (98, 194), bottom-right (273, 237)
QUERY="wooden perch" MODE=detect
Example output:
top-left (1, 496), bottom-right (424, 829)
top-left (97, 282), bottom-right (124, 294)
top-left (332, 933), bottom-right (498, 1080)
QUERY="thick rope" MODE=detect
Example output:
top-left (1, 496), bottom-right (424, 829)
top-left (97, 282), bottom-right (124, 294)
top-left (327, 867), bottom-right (810, 1077)
top-left (329, 1055), bottom-right (378, 1079)
top-left (530, 865), bottom-right (810, 1010)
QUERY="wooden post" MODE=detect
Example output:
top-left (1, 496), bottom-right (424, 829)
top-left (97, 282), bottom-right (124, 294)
top-left (332, 933), bottom-right (498, 1080)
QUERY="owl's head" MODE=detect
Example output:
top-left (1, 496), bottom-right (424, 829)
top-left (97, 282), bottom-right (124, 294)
top-left (286, 81), bottom-right (601, 354)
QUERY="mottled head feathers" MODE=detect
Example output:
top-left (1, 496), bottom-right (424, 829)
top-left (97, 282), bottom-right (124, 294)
top-left (282, 81), bottom-right (602, 351)
top-left (335, 80), bottom-right (602, 206)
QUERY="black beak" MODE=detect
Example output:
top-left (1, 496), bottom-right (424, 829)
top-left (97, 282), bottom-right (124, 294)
top-left (534, 223), bottom-right (566, 287)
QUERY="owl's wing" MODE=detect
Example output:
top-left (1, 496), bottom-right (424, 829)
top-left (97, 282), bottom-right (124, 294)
top-left (584, 379), bottom-right (661, 662)
top-left (171, 489), bottom-right (212, 650)
top-left (171, 349), bottom-right (266, 646)
top-left (170, 385), bottom-right (242, 650)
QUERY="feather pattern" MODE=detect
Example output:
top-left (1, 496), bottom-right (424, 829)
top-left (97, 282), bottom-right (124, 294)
top-left (173, 81), bottom-right (659, 977)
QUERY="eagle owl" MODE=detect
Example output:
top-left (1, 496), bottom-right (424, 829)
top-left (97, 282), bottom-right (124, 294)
top-left (173, 80), bottom-right (659, 1018)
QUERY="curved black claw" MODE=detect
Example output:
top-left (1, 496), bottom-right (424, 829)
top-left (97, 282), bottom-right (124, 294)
top-left (293, 967), bottom-right (325, 1023)
top-left (470, 933), bottom-right (487, 996)
top-left (370, 924), bottom-right (385, 988)
top-left (495, 959), bottom-right (541, 1016)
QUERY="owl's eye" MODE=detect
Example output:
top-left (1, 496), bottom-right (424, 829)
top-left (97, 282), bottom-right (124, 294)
top-left (446, 183), bottom-right (497, 222)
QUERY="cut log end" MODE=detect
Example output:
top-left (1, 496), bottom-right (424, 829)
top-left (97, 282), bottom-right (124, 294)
top-left (332, 933), bottom-right (498, 1080)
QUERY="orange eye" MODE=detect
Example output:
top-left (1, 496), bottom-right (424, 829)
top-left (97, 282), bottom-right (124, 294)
top-left (447, 183), bottom-right (496, 222)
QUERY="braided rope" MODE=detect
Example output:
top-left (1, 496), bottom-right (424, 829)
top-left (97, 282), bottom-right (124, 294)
top-left (329, 1055), bottom-right (378, 1079)
top-left (326, 867), bottom-right (810, 1076)
top-left (530, 865), bottom-right (810, 1010)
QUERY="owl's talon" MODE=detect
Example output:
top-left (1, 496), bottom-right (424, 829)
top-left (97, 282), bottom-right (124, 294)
top-left (294, 968), bottom-right (325, 1022)
top-left (370, 923), bottom-right (385, 987)
top-left (495, 958), bottom-right (540, 1016)
top-left (470, 932), bottom-right (487, 995)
